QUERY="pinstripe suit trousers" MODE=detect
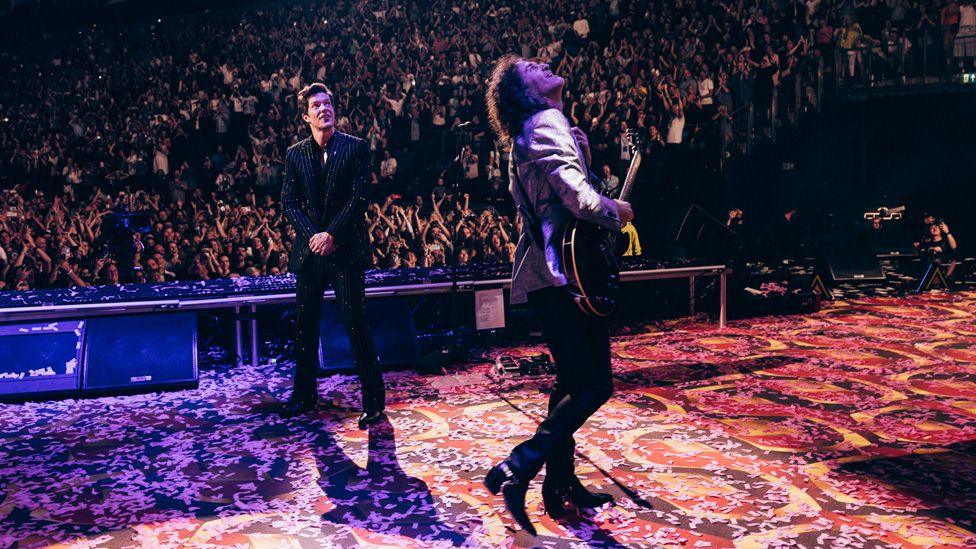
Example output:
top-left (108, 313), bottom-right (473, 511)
top-left (293, 262), bottom-right (385, 412)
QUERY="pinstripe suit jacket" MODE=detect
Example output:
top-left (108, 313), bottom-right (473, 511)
top-left (281, 132), bottom-right (372, 273)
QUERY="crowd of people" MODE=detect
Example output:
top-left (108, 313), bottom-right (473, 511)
top-left (0, 185), bottom-right (517, 289)
top-left (0, 0), bottom-right (963, 290)
top-left (832, 0), bottom-right (976, 81)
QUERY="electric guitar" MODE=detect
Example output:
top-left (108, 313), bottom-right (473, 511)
top-left (559, 130), bottom-right (642, 317)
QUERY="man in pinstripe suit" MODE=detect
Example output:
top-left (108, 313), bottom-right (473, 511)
top-left (280, 83), bottom-right (385, 428)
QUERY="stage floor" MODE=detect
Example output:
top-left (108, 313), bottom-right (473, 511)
top-left (3, 292), bottom-right (976, 548)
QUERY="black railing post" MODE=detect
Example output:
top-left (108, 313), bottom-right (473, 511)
top-left (923, 28), bottom-right (929, 77)
top-left (793, 73), bottom-right (801, 129)
top-left (899, 40), bottom-right (906, 82)
top-left (835, 49), bottom-right (844, 87)
top-left (746, 103), bottom-right (754, 155)
top-left (863, 46), bottom-right (870, 85)
top-left (816, 57), bottom-right (824, 113)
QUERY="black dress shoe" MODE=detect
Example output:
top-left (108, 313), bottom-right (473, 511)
top-left (542, 477), bottom-right (614, 519)
top-left (485, 461), bottom-right (537, 536)
top-left (357, 409), bottom-right (384, 429)
top-left (280, 394), bottom-right (318, 418)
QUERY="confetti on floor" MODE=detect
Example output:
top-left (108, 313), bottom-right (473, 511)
top-left (2, 291), bottom-right (976, 548)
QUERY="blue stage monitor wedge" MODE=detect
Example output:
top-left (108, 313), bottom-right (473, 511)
top-left (0, 320), bottom-right (85, 401)
top-left (319, 298), bottom-right (419, 370)
top-left (82, 312), bottom-right (198, 394)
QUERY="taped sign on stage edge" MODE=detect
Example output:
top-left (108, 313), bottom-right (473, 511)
top-left (475, 288), bottom-right (505, 330)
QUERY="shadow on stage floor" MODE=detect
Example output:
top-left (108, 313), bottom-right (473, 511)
top-left (3, 290), bottom-right (976, 547)
top-left (833, 439), bottom-right (976, 529)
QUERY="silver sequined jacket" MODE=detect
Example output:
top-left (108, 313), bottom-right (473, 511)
top-left (508, 108), bottom-right (622, 304)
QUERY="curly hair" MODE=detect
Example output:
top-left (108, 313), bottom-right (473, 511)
top-left (485, 54), bottom-right (550, 144)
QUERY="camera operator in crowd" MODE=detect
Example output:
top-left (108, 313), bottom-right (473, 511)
top-left (915, 214), bottom-right (958, 258)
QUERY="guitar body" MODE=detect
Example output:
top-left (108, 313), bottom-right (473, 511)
top-left (560, 130), bottom-right (642, 317)
top-left (560, 219), bottom-right (620, 317)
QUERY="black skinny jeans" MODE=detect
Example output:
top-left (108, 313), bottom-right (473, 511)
top-left (507, 285), bottom-right (614, 485)
top-left (293, 263), bottom-right (385, 412)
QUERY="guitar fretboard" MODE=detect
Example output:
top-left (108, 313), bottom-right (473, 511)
top-left (618, 133), bottom-right (643, 202)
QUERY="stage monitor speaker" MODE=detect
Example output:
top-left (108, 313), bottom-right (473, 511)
top-left (915, 262), bottom-right (951, 293)
top-left (675, 204), bottom-right (742, 259)
top-left (319, 298), bottom-right (419, 371)
top-left (82, 312), bottom-right (198, 394)
top-left (822, 245), bottom-right (885, 282)
top-left (0, 320), bottom-right (85, 401)
top-left (807, 273), bottom-right (834, 300)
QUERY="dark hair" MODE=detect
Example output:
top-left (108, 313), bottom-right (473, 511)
top-left (485, 54), bottom-right (550, 144)
top-left (296, 82), bottom-right (332, 112)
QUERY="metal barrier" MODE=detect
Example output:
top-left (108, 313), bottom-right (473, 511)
top-left (0, 265), bottom-right (729, 368)
top-left (719, 57), bottom-right (823, 166)
top-left (712, 24), bottom-right (974, 166)
top-left (835, 26), bottom-right (976, 89)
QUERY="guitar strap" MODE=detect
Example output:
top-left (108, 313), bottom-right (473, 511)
top-left (508, 151), bottom-right (546, 251)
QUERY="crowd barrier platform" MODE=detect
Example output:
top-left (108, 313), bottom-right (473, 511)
top-left (0, 259), bottom-right (728, 396)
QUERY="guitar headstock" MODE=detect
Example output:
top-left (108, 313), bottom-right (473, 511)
top-left (625, 128), bottom-right (645, 150)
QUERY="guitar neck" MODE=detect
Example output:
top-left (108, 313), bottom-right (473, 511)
top-left (617, 151), bottom-right (642, 203)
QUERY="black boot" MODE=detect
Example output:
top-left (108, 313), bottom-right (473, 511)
top-left (280, 392), bottom-right (318, 418)
top-left (357, 394), bottom-right (385, 430)
top-left (542, 477), bottom-right (614, 519)
top-left (357, 409), bottom-right (384, 429)
top-left (484, 461), bottom-right (537, 536)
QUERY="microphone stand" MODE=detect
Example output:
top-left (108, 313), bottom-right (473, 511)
top-left (418, 126), bottom-right (472, 372)
top-left (444, 127), bottom-right (470, 364)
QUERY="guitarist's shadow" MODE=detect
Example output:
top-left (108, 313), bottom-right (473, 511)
top-left (312, 416), bottom-right (474, 545)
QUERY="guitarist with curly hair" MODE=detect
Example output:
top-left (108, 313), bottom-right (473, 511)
top-left (483, 55), bottom-right (634, 536)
